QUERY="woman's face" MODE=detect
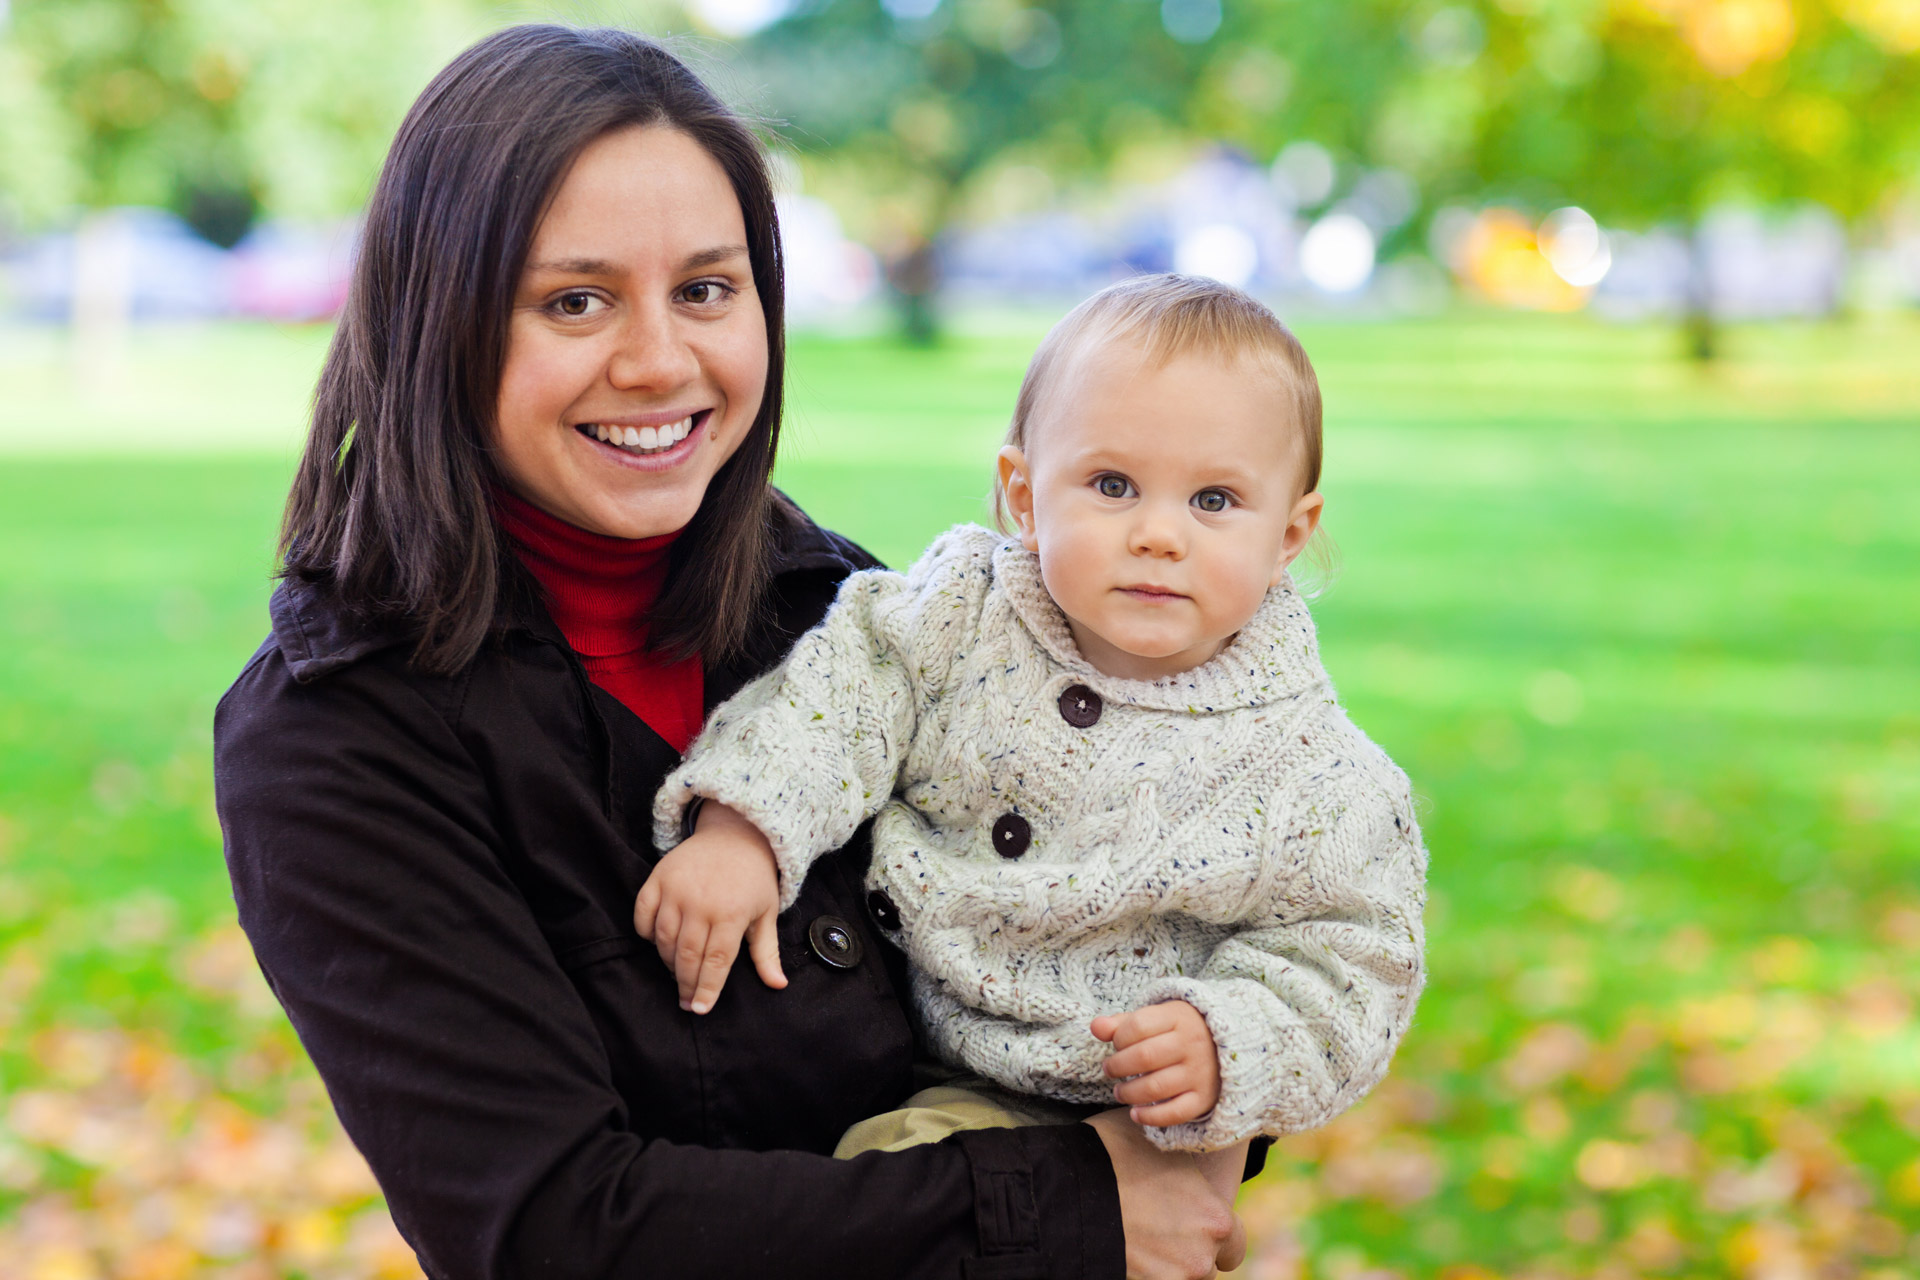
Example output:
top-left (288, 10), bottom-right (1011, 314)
top-left (493, 125), bottom-right (768, 538)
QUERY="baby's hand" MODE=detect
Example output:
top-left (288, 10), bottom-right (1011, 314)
top-left (634, 801), bottom-right (786, 1014)
top-left (1090, 1000), bottom-right (1220, 1127)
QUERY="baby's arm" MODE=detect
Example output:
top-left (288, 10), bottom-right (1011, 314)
top-left (633, 801), bottom-right (783, 1014)
top-left (641, 530), bottom-right (997, 1010)
top-left (1136, 768), bottom-right (1428, 1153)
top-left (649, 588), bottom-right (909, 912)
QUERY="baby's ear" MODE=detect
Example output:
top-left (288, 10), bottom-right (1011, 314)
top-left (998, 446), bottom-right (1040, 551)
top-left (1273, 490), bottom-right (1325, 585)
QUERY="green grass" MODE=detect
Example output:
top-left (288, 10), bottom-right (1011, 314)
top-left (2, 312), bottom-right (1917, 1277)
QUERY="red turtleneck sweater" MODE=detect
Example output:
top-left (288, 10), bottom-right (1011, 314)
top-left (494, 487), bottom-right (704, 754)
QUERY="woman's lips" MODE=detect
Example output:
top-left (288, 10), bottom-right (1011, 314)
top-left (573, 409), bottom-right (712, 468)
top-left (576, 408), bottom-right (707, 453)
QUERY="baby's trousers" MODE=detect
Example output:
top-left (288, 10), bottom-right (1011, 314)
top-left (833, 1068), bottom-right (1103, 1158)
top-left (835, 1064), bottom-right (1267, 1199)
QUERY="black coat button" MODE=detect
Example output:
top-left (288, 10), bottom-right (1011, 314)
top-left (807, 915), bottom-right (863, 969)
top-left (1058, 684), bottom-right (1103, 728)
top-left (866, 889), bottom-right (901, 931)
top-left (991, 813), bottom-right (1032, 859)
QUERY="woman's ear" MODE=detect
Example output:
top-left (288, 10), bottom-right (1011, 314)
top-left (1272, 490), bottom-right (1325, 585)
top-left (998, 446), bottom-right (1040, 552)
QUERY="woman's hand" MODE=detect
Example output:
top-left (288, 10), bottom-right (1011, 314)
top-left (1085, 1109), bottom-right (1246, 1279)
top-left (633, 801), bottom-right (785, 1013)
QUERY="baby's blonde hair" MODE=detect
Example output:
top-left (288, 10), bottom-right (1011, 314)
top-left (995, 273), bottom-right (1323, 528)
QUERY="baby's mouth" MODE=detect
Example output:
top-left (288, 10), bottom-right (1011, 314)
top-left (575, 410), bottom-right (707, 455)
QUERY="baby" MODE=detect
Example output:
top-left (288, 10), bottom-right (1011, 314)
top-left (639, 273), bottom-right (1427, 1190)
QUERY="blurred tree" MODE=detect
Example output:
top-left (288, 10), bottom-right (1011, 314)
top-left (7, 0), bottom-right (1914, 347)
top-left (739, 0), bottom-right (1248, 339)
top-left (0, 31), bottom-right (85, 231)
top-left (0, 0), bottom-right (586, 237)
top-left (1259, 0), bottom-right (1920, 357)
top-left (7, 0), bottom-right (263, 242)
top-left (1455, 0), bottom-right (1920, 356)
top-left (746, 0), bottom-right (1917, 349)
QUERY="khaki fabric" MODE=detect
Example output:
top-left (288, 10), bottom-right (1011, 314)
top-left (834, 1078), bottom-right (1101, 1159)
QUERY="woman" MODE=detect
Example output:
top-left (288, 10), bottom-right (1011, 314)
top-left (213, 24), bottom-right (1246, 1280)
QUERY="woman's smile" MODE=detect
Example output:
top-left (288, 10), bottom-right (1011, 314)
top-left (574, 408), bottom-right (712, 465)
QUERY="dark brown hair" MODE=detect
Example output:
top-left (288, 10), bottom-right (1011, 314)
top-left (281, 25), bottom-right (791, 672)
top-left (994, 273), bottom-right (1323, 526)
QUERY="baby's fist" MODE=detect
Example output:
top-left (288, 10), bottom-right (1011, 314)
top-left (1090, 1000), bottom-right (1220, 1127)
top-left (633, 801), bottom-right (786, 1014)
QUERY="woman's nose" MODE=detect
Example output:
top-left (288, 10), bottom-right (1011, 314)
top-left (606, 301), bottom-right (700, 392)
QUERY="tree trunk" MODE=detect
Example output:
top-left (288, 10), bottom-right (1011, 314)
top-left (884, 240), bottom-right (941, 346)
top-left (1684, 222), bottom-right (1717, 363)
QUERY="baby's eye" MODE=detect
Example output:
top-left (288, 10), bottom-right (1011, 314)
top-left (552, 291), bottom-right (605, 318)
top-left (1192, 489), bottom-right (1232, 513)
top-left (1096, 475), bottom-right (1133, 500)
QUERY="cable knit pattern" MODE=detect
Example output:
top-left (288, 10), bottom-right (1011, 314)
top-left (654, 524), bottom-right (1427, 1151)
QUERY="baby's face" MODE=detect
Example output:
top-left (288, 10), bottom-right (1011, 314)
top-left (1001, 340), bottom-right (1321, 681)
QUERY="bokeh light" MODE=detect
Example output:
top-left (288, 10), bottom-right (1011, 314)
top-left (1675, 0), bottom-right (1799, 77)
top-left (1271, 141), bottom-right (1337, 209)
top-left (1161, 0), bottom-right (1222, 45)
top-left (688, 0), bottom-right (793, 37)
top-left (1299, 213), bottom-right (1376, 294)
top-left (1453, 208), bottom-right (1592, 310)
top-left (1173, 222), bottom-right (1259, 287)
top-left (1539, 206), bottom-right (1614, 288)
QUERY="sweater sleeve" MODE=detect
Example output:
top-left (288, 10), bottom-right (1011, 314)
top-left (655, 527), bottom-right (993, 910)
top-left (216, 648), bottom-right (1122, 1280)
top-left (1139, 760), bottom-right (1428, 1152)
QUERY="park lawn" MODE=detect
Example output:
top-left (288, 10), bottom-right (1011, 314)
top-left (0, 311), bottom-right (1916, 1277)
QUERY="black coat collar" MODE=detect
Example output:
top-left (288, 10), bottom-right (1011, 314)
top-left (270, 500), bottom-right (876, 685)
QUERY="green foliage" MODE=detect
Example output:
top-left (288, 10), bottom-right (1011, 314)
top-left (1431, 0), bottom-right (1920, 225)
top-left (0, 0), bottom-right (521, 231)
top-left (745, 0), bottom-right (1920, 242)
top-left (6, 0), bottom-right (1915, 257)
top-left (0, 37), bottom-right (85, 226)
top-left (746, 0), bottom-right (1217, 235)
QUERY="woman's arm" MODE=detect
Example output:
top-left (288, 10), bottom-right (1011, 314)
top-left (215, 648), bottom-right (1123, 1280)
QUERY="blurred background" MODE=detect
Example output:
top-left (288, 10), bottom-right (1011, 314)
top-left (1, 1), bottom-right (1917, 1277)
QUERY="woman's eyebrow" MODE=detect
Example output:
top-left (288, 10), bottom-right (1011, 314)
top-left (524, 256), bottom-right (620, 277)
top-left (523, 246), bottom-right (748, 277)
top-left (680, 244), bottom-right (749, 270)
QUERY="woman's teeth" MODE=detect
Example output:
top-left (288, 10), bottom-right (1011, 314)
top-left (586, 416), bottom-right (694, 453)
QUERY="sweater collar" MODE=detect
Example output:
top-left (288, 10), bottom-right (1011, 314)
top-left (990, 535), bottom-right (1329, 712)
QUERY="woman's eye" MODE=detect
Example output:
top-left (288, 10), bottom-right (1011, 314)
top-left (1193, 489), bottom-right (1231, 513)
top-left (1097, 475), bottom-right (1132, 500)
top-left (682, 280), bottom-right (730, 304)
top-left (553, 291), bottom-right (602, 318)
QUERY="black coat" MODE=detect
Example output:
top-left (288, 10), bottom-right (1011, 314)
top-left (214, 510), bottom-right (1125, 1280)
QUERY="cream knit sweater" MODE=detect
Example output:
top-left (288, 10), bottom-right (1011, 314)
top-left (654, 524), bottom-right (1426, 1152)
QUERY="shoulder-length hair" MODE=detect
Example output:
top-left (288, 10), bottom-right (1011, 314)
top-left (281, 24), bottom-right (792, 673)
